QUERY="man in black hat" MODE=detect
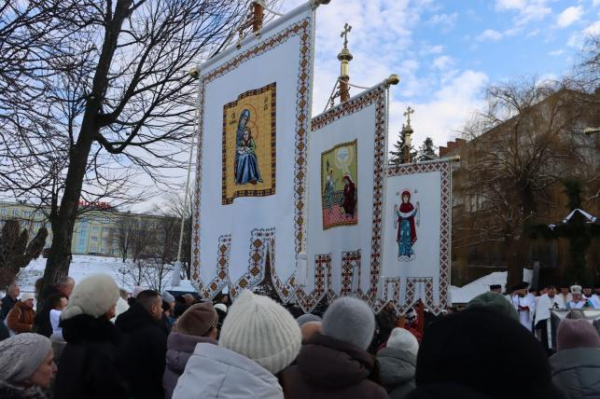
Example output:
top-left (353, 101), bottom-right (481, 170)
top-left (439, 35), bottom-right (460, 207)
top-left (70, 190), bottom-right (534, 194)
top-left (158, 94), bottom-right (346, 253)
top-left (489, 284), bottom-right (502, 294)
top-left (511, 283), bottom-right (535, 332)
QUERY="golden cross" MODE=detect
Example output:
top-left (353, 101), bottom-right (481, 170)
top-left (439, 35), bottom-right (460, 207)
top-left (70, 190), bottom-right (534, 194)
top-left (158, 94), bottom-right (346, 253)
top-left (340, 23), bottom-right (352, 48)
top-left (404, 106), bottom-right (414, 126)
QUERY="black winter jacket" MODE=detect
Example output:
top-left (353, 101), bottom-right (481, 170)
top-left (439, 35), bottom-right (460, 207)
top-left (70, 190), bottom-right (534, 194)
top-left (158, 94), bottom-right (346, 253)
top-left (54, 314), bottom-right (129, 399)
top-left (116, 303), bottom-right (167, 399)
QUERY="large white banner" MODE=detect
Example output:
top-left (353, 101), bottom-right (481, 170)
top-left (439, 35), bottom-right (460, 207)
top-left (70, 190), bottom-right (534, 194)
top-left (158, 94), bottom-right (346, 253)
top-left (296, 84), bottom-right (389, 312)
top-left (379, 160), bottom-right (452, 315)
top-left (191, 3), bottom-right (316, 301)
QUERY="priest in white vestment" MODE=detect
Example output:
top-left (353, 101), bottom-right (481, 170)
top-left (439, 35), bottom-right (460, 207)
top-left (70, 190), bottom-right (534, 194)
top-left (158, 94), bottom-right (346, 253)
top-left (534, 285), bottom-right (565, 354)
top-left (591, 285), bottom-right (600, 309)
top-left (567, 285), bottom-right (593, 309)
top-left (511, 283), bottom-right (535, 332)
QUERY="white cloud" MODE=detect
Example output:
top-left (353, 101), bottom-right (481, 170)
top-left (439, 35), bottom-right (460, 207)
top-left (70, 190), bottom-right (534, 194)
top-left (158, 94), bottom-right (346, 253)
top-left (477, 29), bottom-right (504, 41)
top-left (432, 55), bottom-right (454, 70)
top-left (594, 0), bottom-right (600, 7)
top-left (427, 13), bottom-right (459, 31)
top-left (389, 70), bottom-right (489, 150)
top-left (557, 6), bottom-right (583, 28)
top-left (549, 49), bottom-right (564, 56)
top-left (495, 0), bottom-right (552, 26)
top-left (584, 20), bottom-right (600, 36)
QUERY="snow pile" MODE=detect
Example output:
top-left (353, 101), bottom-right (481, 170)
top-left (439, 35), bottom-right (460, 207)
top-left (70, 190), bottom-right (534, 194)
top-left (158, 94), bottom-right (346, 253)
top-left (450, 269), bottom-right (533, 304)
top-left (16, 255), bottom-right (194, 294)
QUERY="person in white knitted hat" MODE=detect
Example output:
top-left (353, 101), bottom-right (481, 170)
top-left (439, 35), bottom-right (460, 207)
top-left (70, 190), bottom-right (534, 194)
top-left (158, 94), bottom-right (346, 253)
top-left (377, 327), bottom-right (419, 399)
top-left (54, 274), bottom-right (129, 399)
top-left (283, 296), bottom-right (388, 399)
top-left (173, 290), bottom-right (301, 399)
top-left (0, 333), bottom-right (57, 399)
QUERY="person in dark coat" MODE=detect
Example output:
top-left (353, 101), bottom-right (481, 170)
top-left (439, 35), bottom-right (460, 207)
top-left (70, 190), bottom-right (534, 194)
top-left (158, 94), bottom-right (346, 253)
top-left (163, 302), bottom-right (219, 399)
top-left (284, 297), bottom-right (388, 399)
top-left (550, 318), bottom-right (600, 399)
top-left (1, 283), bottom-right (20, 320)
top-left (116, 290), bottom-right (167, 399)
top-left (408, 307), bottom-right (552, 399)
top-left (378, 327), bottom-right (419, 399)
top-left (54, 274), bottom-right (129, 399)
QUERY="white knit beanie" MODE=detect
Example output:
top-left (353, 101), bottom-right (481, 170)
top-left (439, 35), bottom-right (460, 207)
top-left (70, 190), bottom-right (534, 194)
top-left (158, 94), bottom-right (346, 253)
top-left (61, 274), bottom-right (119, 321)
top-left (387, 327), bottom-right (419, 357)
top-left (0, 333), bottom-right (52, 383)
top-left (322, 296), bottom-right (375, 350)
top-left (219, 290), bottom-right (301, 374)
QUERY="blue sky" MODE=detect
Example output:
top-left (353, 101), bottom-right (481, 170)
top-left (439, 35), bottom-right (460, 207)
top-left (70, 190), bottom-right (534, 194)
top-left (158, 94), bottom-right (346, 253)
top-left (281, 0), bottom-right (600, 149)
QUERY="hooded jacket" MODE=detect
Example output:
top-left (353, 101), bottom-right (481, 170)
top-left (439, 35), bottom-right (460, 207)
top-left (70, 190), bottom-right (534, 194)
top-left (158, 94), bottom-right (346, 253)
top-left (550, 347), bottom-right (600, 399)
top-left (54, 314), bottom-right (129, 399)
top-left (283, 333), bottom-right (388, 399)
top-left (378, 346), bottom-right (417, 399)
top-left (115, 302), bottom-right (167, 399)
top-left (163, 332), bottom-right (217, 399)
top-left (172, 343), bottom-right (284, 399)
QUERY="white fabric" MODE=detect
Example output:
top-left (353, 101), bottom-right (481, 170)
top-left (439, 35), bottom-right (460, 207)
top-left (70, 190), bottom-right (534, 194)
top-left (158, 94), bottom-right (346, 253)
top-left (380, 161), bottom-right (451, 311)
top-left (306, 88), bottom-right (383, 296)
top-left (535, 293), bottom-right (565, 339)
top-left (193, 3), bottom-right (315, 299)
top-left (50, 309), bottom-right (62, 334)
top-left (512, 295), bottom-right (535, 332)
top-left (567, 300), bottom-right (586, 309)
top-left (591, 295), bottom-right (600, 309)
top-left (172, 343), bottom-right (283, 399)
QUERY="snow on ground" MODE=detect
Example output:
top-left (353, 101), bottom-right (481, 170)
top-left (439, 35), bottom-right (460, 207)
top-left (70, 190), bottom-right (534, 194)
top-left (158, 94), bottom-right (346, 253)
top-left (16, 255), bottom-right (532, 305)
top-left (16, 255), bottom-right (193, 294)
top-left (450, 269), bottom-right (533, 304)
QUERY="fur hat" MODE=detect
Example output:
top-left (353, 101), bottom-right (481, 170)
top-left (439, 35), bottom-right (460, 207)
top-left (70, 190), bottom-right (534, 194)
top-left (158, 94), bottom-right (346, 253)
top-left (557, 318), bottom-right (600, 351)
top-left (296, 313), bottom-right (321, 327)
top-left (219, 290), bottom-right (301, 374)
top-left (177, 302), bottom-right (218, 337)
top-left (467, 292), bottom-right (519, 322)
top-left (322, 296), bottom-right (375, 350)
top-left (214, 303), bottom-right (227, 313)
top-left (415, 307), bottom-right (551, 399)
top-left (570, 285), bottom-right (582, 295)
top-left (387, 327), bottom-right (419, 357)
top-left (161, 291), bottom-right (175, 303)
top-left (61, 274), bottom-right (120, 321)
top-left (20, 292), bottom-right (35, 302)
top-left (0, 333), bottom-right (51, 383)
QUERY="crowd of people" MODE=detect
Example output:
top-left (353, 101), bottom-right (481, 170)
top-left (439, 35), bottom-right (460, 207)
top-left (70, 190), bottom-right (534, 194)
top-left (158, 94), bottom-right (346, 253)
top-left (0, 274), bottom-right (599, 399)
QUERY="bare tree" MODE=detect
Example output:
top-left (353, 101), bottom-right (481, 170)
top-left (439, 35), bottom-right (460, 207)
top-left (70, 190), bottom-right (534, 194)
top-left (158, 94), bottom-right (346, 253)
top-left (0, 0), bottom-right (263, 300)
top-left (457, 77), bottom-right (598, 287)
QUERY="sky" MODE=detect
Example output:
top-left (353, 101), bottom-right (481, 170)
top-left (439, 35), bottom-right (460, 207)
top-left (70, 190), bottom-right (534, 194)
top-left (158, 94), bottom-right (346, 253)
top-left (280, 0), bottom-right (599, 150)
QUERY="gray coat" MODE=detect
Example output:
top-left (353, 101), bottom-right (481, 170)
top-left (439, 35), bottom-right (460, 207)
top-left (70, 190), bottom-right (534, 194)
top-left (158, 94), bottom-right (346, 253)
top-left (377, 346), bottom-right (416, 399)
top-left (550, 347), bottom-right (600, 399)
top-left (163, 332), bottom-right (217, 399)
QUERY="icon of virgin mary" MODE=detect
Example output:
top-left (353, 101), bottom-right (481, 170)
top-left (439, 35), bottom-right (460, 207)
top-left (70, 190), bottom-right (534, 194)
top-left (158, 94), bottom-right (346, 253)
top-left (394, 190), bottom-right (419, 261)
top-left (234, 109), bottom-right (262, 185)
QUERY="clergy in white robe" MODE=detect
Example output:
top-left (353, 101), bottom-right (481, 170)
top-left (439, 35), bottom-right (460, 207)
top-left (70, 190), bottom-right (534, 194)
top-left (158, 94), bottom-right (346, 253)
top-left (591, 287), bottom-right (600, 309)
top-left (567, 285), bottom-right (593, 309)
top-left (534, 286), bottom-right (565, 354)
top-left (511, 284), bottom-right (535, 332)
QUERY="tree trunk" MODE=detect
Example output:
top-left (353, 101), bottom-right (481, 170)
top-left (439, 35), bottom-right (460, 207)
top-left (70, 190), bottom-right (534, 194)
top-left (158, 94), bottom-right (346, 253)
top-left (39, 0), bottom-right (134, 302)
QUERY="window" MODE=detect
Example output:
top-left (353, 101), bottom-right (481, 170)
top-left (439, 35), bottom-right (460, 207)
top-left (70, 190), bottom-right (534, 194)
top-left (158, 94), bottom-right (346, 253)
top-left (23, 210), bottom-right (31, 217)
top-left (90, 236), bottom-right (98, 242)
top-left (1, 209), bottom-right (7, 216)
top-left (12, 209), bottom-right (19, 217)
top-left (92, 226), bottom-right (99, 233)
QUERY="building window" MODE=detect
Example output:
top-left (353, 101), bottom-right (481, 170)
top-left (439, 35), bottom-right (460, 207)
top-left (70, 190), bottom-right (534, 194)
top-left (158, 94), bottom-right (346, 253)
top-left (90, 236), bottom-right (97, 242)
top-left (92, 226), bottom-right (99, 233)
top-left (23, 210), bottom-right (31, 218)
top-left (12, 209), bottom-right (19, 217)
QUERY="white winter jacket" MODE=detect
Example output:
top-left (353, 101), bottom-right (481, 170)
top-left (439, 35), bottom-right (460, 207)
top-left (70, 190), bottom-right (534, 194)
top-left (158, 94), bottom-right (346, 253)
top-left (172, 343), bottom-right (284, 399)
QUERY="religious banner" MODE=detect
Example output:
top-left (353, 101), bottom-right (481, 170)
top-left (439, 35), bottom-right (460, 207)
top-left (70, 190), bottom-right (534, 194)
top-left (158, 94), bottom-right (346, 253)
top-left (191, 2), bottom-right (318, 301)
top-left (296, 83), bottom-right (389, 312)
top-left (378, 159), bottom-right (452, 315)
